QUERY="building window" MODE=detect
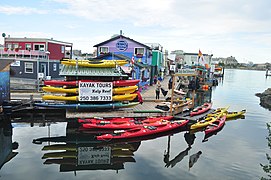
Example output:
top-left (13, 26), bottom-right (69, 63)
top-left (134, 47), bottom-right (144, 57)
top-left (25, 62), bottom-right (33, 73)
top-left (6, 43), bottom-right (12, 49)
top-left (34, 44), bottom-right (45, 51)
top-left (61, 46), bottom-right (65, 53)
top-left (53, 63), bottom-right (57, 71)
top-left (13, 43), bottom-right (19, 48)
top-left (25, 44), bottom-right (31, 50)
top-left (99, 46), bottom-right (109, 54)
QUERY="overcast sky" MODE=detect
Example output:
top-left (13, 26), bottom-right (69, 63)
top-left (0, 0), bottom-right (270, 63)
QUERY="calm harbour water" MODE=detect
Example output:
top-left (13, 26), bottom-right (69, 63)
top-left (1, 69), bottom-right (271, 180)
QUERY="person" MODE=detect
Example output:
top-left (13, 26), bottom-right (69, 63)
top-left (155, 80), bottom-right (161, 99)
top-left (153, 75), bottom-right (157, 84)
top-left (168, 76), bottom-right (173, 90)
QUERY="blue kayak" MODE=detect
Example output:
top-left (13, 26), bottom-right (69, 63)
top-left (34, 102), bottom-right (139, 109)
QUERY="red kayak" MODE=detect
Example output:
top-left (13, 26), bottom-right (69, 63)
top-left (81, 119), bottom-right (171, 130)
top-left (44, 79), bottom-right (140, 87)
top-left (96, 120), bottom-right (189, 140)
top-left (204, 115), bottom-right (226, 135)
top-left (190, 102), bottom-right (212, 117)
top-left (78, 116), bottom-right (174, 124)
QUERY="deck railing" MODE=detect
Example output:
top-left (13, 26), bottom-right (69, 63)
top-left (0, 49), bottom-right (48, 60)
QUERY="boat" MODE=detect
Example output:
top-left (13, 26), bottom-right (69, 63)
top-left (81, 119), bottom-right (170, 130)
top-left (190, 102), bottom-right (212, 117)
top-left (190, 107), bottom-right (228, 130)
top-left (61, 60), bottom-right (127, 68)
top-left (207, 108), bottom-right (245, 119)
top-left (204, 115), bottom-right (226, 135)
top-left (34, 102), bottom-right (140, 109)
top-left (44, 79), bottom-right (140, 87)
top-left (96, 120), bottom-right (189, 140)
top-left (226, 109), bottom-right (246, 119)
top-left (78, 116), bottom-right (174, 124)
top-left (42, 93), bottom-right (138, 101)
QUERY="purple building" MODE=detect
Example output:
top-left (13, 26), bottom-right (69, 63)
top-left (93, 34), bottom-right (153, 91)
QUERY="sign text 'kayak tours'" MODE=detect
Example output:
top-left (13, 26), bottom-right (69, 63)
top-left (79, 81), bottom-right (112, 101)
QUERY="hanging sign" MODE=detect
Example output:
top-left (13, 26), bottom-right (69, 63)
top-left (77, 146), bottom-right (111, 165)
top-left (79, 81), bottom-right (113, 101)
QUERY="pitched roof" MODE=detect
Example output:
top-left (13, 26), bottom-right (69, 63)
top-left (93, 35), bottom-right (151, 49)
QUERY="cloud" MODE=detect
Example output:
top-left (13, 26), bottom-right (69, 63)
top-left (0, 5), bottom-right (48, 15)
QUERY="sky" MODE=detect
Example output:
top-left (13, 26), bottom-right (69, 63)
top-left (0, 0), bottom-right (271, 64)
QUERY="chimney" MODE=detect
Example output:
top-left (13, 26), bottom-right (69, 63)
top-left (120, 30), bottom-right (122, 35)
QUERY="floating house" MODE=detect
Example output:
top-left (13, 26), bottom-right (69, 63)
top-left (93, 33), bottom-right (165, 90)
top-left (2, 37), bottom-right (73, 80)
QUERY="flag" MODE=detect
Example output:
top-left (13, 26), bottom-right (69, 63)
top-left (131, 56), bottom-right (135, 65)
top-left (198, 49), bottom-right (206, 66)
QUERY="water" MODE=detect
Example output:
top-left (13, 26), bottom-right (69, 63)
top-left (1, 69), bottom-right (270, 180)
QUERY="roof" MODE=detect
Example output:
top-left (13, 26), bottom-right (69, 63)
top-left (95, 53), bottom-right (150, 69)
top-left (4, 37), bottom-right (73, 47)
top-left (0, 58), bottom-right (15, 71)
top-left (93, 35), bottom-right (151, 49)
top-left (59, 65), bottom-right (128, 77)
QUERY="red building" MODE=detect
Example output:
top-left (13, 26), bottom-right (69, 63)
top-left (1, 37), bottom-right (73, 80)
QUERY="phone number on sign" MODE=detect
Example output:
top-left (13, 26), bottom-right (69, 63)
top-left (79, 96), bottom-right (112, 101)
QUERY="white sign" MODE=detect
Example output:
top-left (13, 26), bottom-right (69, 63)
top-left (79, 81), bottom-right (113, 101)
top-left (176, 69), bottom-right (197, 75)
top-left (11, 60), bottom-right (20, 66)
top-left (170, 65), bottom-right (176, 71)
top-left (77, 146), bottom-right (111, 165)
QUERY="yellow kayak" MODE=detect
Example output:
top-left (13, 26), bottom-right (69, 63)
top-left (42, 85), bottom-right (137, 95)
top-left (208, 108), bottom-right (245, 119)
top-left (42, 94), bottom-right (137, 102)
top-left (190, 107), bottom-right (228, 130)
top-left (61, 60), bottom-right (128, 68)
top-left (190, 116), bottom-right (217, 130)
top-left (113, 85), bottom-right (137, 94)
top-left (42, 86), bottom-right (78, 94)
top-left (226, 109), bottom-right (246, 119)
top-left (61, 59), bottom-right (128, 63)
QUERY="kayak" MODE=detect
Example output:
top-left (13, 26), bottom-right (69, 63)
top-left (226, 109), bottom-right (246, 119)
top-left (97, 120), bottom-right (189, 140)
top-left (42, 93), bottom-right (138, 101)
top-left (61, 59), bottom-right (128, 63)
top-left (204, 115), bottom-right (226, 135)
top-left (42, 85), bottom-right (138, 95)
top-left (42, 149), bottom-right (134, 159)
top-left (34, 102), bottom-right (139, 109)
top-left (190, 107), bottom-right (228, 130)
top-left (207, 108), bottom-right (245, 119)
top-left (61, 60), bottom-right (127, 68)
top-left (78, 116), bottom-right (174, 124)
top-left (44, 79), bottom-right (140, 87)
top-left (81, 119), bottom-right (170, 130)
top-left (190, 102), bottom-right (212, 116)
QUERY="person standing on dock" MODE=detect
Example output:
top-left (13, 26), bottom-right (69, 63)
top-left (156, 80), bottom-right (162, 99)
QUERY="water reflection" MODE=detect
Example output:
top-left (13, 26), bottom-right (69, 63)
top-left (0, 116), bottom-right (18, 170)
top-left (32, 121), bottom-right (189, 173)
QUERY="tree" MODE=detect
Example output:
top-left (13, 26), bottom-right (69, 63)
top-left (261, 122), bottom-right (271, 180)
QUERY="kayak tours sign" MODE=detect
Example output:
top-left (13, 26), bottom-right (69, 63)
top-left (79, 81), bottom-right (113, 101)
top-left (77, 146), bottom-right (111, 165)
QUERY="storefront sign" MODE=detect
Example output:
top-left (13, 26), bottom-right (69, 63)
top-left (77, 146), bottom-right (111, 165)
top-left (116, 40), bottom-right (128, 51)
top-left (176, 69), bottom-right (197, 75)
top-left (11, 60), bottom-right (20, 66)
top-left (79, 81), bottom-right (112, 101)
